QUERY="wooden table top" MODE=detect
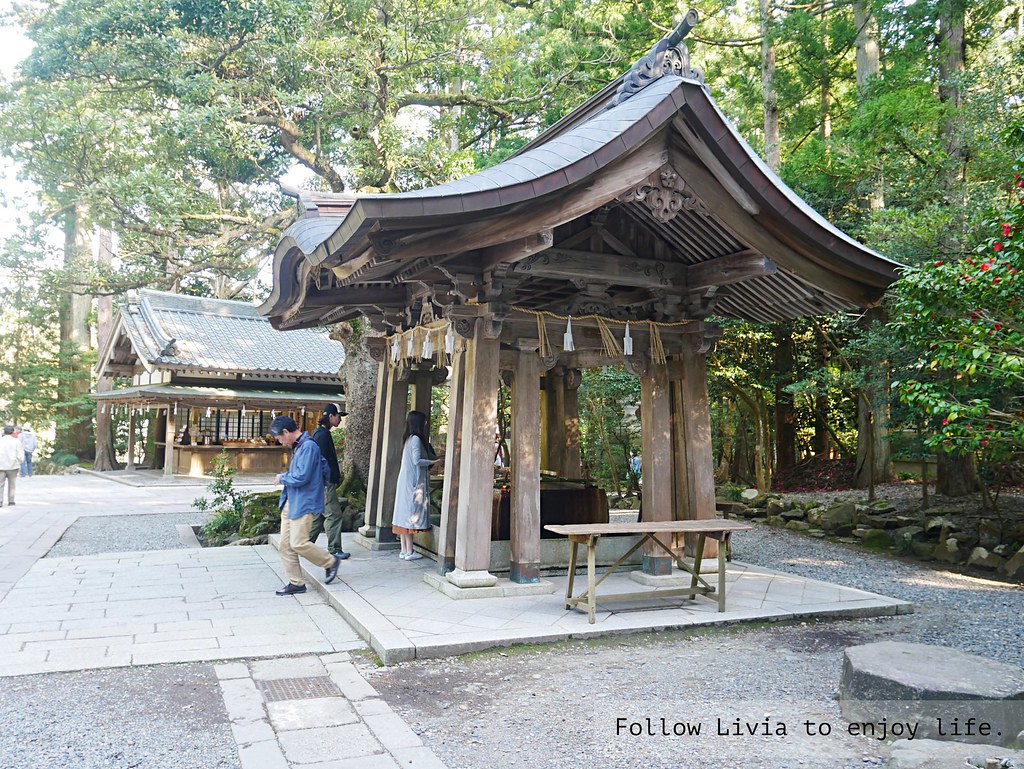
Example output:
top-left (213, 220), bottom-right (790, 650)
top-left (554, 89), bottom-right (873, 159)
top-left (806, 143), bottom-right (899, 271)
top-left (543, 519), bottom-right (753, 536)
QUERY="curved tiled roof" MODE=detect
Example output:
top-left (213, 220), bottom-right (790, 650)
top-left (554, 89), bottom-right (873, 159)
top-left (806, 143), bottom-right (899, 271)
top-left (115, 289), bottom-right (345, 377)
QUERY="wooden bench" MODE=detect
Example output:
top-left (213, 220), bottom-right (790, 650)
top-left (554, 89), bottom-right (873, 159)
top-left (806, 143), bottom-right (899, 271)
top-left (543, 520), bottom-right (753, 623)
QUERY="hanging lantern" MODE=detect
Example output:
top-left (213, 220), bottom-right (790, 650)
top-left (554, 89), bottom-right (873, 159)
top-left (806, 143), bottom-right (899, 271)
top-left (563, 317), bottom-right (575, 352)
top-left (623, 321), bottom-right (634, 356)
top-left (445, 323), bottom-right (455, 354)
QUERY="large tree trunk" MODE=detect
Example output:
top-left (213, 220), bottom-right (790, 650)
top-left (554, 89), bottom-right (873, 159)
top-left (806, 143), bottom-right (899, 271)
top-left (760, 0), bottom-right (780, 172)
top-left (56, 202), bottom-right (95, 459)
top-left (854, 308), bottom-right (893, 490)
top-left (334, 323), bottom-right (380, 486)
top-left (773, 322), bottom-right (797, 473)
top-left (854, 0), bottom-right (884, 211)
top-left (936, 451), bottom-right (977, 496)
top-left (937, 0), bottom-right (967, 254)
top-left (93, 228), bottom-right (118, 471)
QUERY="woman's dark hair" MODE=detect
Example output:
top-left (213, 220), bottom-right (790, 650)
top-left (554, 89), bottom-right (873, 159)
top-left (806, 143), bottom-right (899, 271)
top-left (318, 413), bottom-right (332, 429)
top-left (403, 410), bottom-right (436, 458)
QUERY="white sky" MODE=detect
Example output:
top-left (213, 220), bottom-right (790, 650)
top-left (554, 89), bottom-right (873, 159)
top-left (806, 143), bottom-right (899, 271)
top-left (0, 18), bottom-right (37, 244)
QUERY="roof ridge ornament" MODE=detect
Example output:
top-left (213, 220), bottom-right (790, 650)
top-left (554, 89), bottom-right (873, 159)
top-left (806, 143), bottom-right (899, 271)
top-left (609, 9), bottom-right (703, 108)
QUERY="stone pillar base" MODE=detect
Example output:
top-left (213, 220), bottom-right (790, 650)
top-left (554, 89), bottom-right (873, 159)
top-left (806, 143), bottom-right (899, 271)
top-left (510, 562), bottom-right (540, 584)
top-left (642, 555), bottom-right (673, 576)
top-left (446, 568), bottom-right (498, 588)
top-left (352, 531), bottom-right (400, 551)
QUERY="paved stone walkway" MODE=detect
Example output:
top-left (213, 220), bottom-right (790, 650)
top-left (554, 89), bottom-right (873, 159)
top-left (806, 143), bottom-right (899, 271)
top-left (0, 474), bottom-right (449, 769)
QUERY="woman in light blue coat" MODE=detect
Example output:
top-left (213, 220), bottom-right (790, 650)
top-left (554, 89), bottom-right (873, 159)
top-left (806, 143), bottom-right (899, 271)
top-left (392, 411), bottom-right (440, 560)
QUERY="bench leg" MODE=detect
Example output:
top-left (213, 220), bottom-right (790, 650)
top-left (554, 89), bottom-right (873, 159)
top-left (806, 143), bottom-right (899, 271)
top-left (718, 535), bottom-right (727, 612)
top-left (565, 540), bottom-right (579, 610)
top-left (587, 535), bottom-right (597, 624)
top-left (690, 534), bottom-right (706, 593)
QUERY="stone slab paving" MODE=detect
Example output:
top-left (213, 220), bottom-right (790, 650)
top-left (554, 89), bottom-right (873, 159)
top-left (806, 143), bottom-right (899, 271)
top-left (217, 653), bottom-right (448, 769)
top-left (272, 535), bottom-right (913, 665)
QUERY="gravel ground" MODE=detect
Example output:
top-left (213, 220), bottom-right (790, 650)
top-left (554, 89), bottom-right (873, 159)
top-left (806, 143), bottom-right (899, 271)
top-left (25, 483), bottom-right (1024, 769)
top-left (365, 516), bottom-right (1024, 769)
top-left (44, 513), bottom-right (208, 558)
top-left (0, 664), bottom-right (240, 769)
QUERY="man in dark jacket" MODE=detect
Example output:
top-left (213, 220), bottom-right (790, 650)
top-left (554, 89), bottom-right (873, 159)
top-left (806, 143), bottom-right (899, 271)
top-left (308, 403), bottom-right (350, 560)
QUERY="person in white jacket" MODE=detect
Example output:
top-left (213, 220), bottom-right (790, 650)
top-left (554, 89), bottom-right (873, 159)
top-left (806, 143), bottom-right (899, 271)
top-left (0, 425), bottom-right (25, 506)
top-left (18, 426), bottom-right (37, 477)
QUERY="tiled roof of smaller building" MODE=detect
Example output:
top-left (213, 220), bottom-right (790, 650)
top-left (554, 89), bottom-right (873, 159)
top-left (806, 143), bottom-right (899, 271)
top-left (119, 289), bottom-right (345, 377)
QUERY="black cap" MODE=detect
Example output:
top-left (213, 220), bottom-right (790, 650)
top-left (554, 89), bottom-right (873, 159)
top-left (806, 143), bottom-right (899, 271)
top-left (2, 426), bottom-right (13, 435)
top-left (269, 415), bottom-right (298, 436)
top-left (323, 403), bottom-right (348, 417)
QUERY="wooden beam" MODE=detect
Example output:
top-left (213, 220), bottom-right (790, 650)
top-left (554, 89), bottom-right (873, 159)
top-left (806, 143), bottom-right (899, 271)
top-left (479, 229), bottom-right (553, 272)
top-left (303, 285), bottom-right (409, 307)
top-left (685, 251), bottom-right (776, 290)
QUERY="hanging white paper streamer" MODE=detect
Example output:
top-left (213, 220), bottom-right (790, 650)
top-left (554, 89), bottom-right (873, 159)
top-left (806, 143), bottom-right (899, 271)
top-left (390, 337), bottom-right (400, 363)
top-left (445, 323), bottom-right (455, 354)
top-left (422, 333), bottom-right (433, 359)
top-left (623, 322), bottom-right (634, 356)
top-left (563, 317), bottom-right (575, 352)
top-left (241, 404), bottom-right (246, 417)
top-left (406, 333), bottom-right (414, 357)
top-left (101, 403), bottom-right (107, 414)
top-left (271, 409), bottom-right (276, 419)
top-left (301, 406), bottom-right (306, 416)
top-left (205, 407), bottom-right (212, 418)
top-left (172, 403), bottom-right (177, 415)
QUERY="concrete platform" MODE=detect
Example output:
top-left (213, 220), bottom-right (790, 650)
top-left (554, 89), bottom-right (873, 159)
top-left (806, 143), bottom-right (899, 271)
top-left (272, 534), bottom-right (913, 665)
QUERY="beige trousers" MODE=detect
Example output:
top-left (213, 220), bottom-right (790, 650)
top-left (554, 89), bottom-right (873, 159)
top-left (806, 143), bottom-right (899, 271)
top-left (279, 507), bottom-right (335, 586)
top-left (1, 469), bottom-right (16, 504)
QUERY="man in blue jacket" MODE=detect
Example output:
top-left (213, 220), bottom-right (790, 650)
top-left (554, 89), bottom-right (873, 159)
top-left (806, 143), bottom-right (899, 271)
top-left (270, 416), bottom-right (341, 596)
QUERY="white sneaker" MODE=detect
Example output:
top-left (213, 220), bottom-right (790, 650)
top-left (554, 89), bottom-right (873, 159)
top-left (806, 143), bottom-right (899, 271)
top-left (405, 552), bottom-right (423, 561)
top-left (398, 552), bottom-right (408, 559)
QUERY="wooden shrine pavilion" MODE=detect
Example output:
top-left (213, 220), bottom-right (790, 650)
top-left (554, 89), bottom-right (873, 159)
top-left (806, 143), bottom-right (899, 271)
top-left (95, 289), bottom-right (346, 476)
top-left (260, 12), bottom-right (901, 591)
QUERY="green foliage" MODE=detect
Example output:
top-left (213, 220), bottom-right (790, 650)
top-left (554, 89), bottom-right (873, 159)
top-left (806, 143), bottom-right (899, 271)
top-left (194, 453), bottom-right (250, 545)
top-left (889, 159), bottom-right (1024, 470)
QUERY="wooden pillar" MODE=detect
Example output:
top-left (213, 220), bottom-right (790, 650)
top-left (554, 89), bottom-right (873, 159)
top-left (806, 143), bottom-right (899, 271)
top-left (360, 358), bottom-right (390, 539)
top-left (544, 368), bottom-right (566, 474)
top-left (510, 350), bottom-right (541, 583)
top-left (437, 348), bottom-right (466, 575)
top-left (670, 379), bottom-right (690, 523)
top-left (679, 337), bottom-right (718, 557)
top-left (563, 368), bottom-right (582, 478)
top-left (163, 405), bottom-right (176, 478)
top-left (640, 363), bottom-right (672, 574)
top-left (448, 318), bottom-right (499, 588)
top-left (126, 408), bottom-right (137, 471)
top-left (411, 365), bottom-right (433, 427)
top-left (375, 364), bottom-right (410, 542)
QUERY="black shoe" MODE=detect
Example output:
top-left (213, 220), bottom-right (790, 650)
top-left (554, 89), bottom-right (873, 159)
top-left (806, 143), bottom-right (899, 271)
top-left (325, 555), bottom-right (341, 584)
top-left (275, 583), bottom-right (306, 596)
top-left (333, 551), bottom-right (351, 561)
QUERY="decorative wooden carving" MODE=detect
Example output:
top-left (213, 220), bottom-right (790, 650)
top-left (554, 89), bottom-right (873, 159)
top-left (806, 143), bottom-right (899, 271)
top-left (609, 9), bottom-right (703, 108)
top-left (452, 316), bottom-right (477, 339)
top-left (624, 353), bottom-right (649, 376)
top-left (619, 166), bottom-right (710, 224)
top-left (370, 233), bottom-right (398, 256)
top-left (431, 366), bottom-right (450, 386)
top-left (366, 337), bottom-right (388, 362)
top-left (564, 368), bottom-right (582, 390)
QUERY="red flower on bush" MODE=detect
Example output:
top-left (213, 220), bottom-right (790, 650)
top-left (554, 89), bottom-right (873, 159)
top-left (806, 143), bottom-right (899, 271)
top-left (981, 262), bottom-right (991, 271)
top-left (993, 242), bottom-right (1004, 252)
top-left (1003, 223), bottom-right (1014, 237)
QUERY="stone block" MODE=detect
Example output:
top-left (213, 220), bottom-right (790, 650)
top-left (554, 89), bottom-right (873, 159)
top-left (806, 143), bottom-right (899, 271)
top-left (967, 547), bottom-right (1005, 571)
top-left (889, 738), bottom-right (1024, 769)
top-left (839, 641), bottom-right (1024, 746)
top-left (1000, 544), bottom-right (1024, 580)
